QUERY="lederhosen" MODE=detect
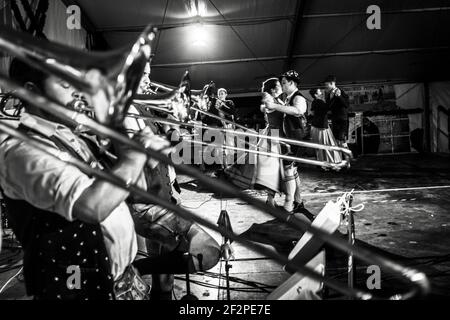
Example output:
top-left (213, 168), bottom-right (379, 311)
top-left (3, 125), bottom-right (115, 300)
top-left (283, 91), bottom-right (307, 166)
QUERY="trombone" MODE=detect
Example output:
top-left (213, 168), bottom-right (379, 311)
top-left (130, 91), bottom-right (353, 169)
top-left (0, 26), bottom-right (430, 300)
top-left (130, 79), bottom-right (354, 169)
top-left (124, 113), bottom-right (351, 169)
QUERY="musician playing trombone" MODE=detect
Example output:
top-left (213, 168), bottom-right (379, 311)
top-left (0, 59), bottom-right (171, 300)
top-left (124, 66), bottom-right (221, 300)
top-left (216, 88), bottom-right (236, 167)
top-left (216, 88), bottom-right (236, 124)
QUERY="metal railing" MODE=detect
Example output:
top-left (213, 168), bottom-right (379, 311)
top-left (349, 109), bottom-right (423, 155)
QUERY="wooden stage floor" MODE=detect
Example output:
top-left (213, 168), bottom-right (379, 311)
top-left (1, 153), bottom-right (450, 300)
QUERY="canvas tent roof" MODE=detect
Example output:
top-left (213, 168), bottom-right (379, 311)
top-left (64, 0), bottom-right (450, 93)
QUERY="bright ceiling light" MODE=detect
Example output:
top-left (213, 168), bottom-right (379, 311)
top-left (190, 23), bottom-right (208, 46)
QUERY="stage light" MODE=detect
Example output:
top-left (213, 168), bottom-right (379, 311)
top-left (189, 23), bottom-right (208, 47)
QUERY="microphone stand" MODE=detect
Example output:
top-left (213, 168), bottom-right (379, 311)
top-left (217, 208), bottom-right (234, 300)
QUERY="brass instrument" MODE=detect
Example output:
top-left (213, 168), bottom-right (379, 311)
top-left (124, 113), bottom-right (351, 169)
top-left (130, 78), bottom-right (353, 169)
top-left (0, 26), bottom-right (430, 300)
top-left (0, 25), bottom-right (156, 127)
top-left (133, 71), bottom-right (191, 123)
top-left (0, 92), bottom-right (22, 120)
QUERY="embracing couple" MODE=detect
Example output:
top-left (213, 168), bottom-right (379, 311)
top-left (224, 70), bottom-right (313, 220)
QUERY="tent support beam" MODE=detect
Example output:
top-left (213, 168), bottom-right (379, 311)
top-left (94, 7), bottom-right (450, 34)
top-left (151, 46), bottom-right (450, 68)
top-left (285, 0), bottom-right (306, 70)
top-left (97, 15), bottom-right (296, 33)
top-left (424, 82), bottom-right (432, 153)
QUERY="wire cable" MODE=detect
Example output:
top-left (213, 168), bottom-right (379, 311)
top-left (153, 0), bottom-right (170, 57)
top-left (180, 195), bottom-right (213, 209)
top-left (208, 0), bottom-right (271, 75)
top-left (300, 15), bottom-right (368, 76)
top-left (0, 266), bottom-right (23, 294)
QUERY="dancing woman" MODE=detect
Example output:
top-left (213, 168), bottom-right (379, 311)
top-left (309, 88), bottom-right (342, 171)
top-left (222, 78), bottom-right (285, 207)
top-left (257, 78), bottom-right (285, 206)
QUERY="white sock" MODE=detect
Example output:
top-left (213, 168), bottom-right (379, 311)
top-left (284, 167), bottom-right (296, 212)
top-left (294, 169), bottom-right (302, 203)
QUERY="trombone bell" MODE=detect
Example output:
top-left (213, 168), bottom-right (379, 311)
top-left (0, 26), bottom-right (157, 128)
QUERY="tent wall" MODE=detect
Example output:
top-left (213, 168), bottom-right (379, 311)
top-left (44, 0), bottom-right (87, 49)
top-left (0, 0), bottom-right (87, 77)
top-left (430, 82), bottom-right (450, 153)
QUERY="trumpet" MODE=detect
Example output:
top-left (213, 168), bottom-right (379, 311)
top-left (0, 26), bottom-right (430, 300)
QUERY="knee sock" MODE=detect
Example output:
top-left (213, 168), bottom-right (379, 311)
top-left (293, 169), bottom-right (302, 204)
top-left (283, 167), bottom-right (296, 212)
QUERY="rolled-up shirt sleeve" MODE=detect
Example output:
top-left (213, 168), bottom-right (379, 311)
top-left (0, 138), bottom-right (94, 222)
top-left (293, 95), bottom-right (308, 115)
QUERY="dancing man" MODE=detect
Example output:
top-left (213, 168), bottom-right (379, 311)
top-left (262, 70), bottom-right (307, 213)
top-left (309, 88), bottom-right (342, 170)
top-left (323, 75), bottom-right (351, 167)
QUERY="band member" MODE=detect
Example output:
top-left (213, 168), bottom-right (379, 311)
top-left (0, 58), bottom-right (175, 300)
top-left (309, 88), bottom-right (342, 170)
top-left (216, 88), bottom-right (236, 123)
top-left (216, 88), bottom-right (236, 167)
top-left (323, 76), bottom-right (350, 146)
top-left (124, 67), bottom-right (221, 300)
top-left (198, 84), bottom-right (224, 168)
top-left (201, 84), bottom-right (221, 127)
top-left (262, 70), bottom-right (307, 213)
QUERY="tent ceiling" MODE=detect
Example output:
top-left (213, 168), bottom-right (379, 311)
top-left (72, 0), bottom-right (450, 93)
